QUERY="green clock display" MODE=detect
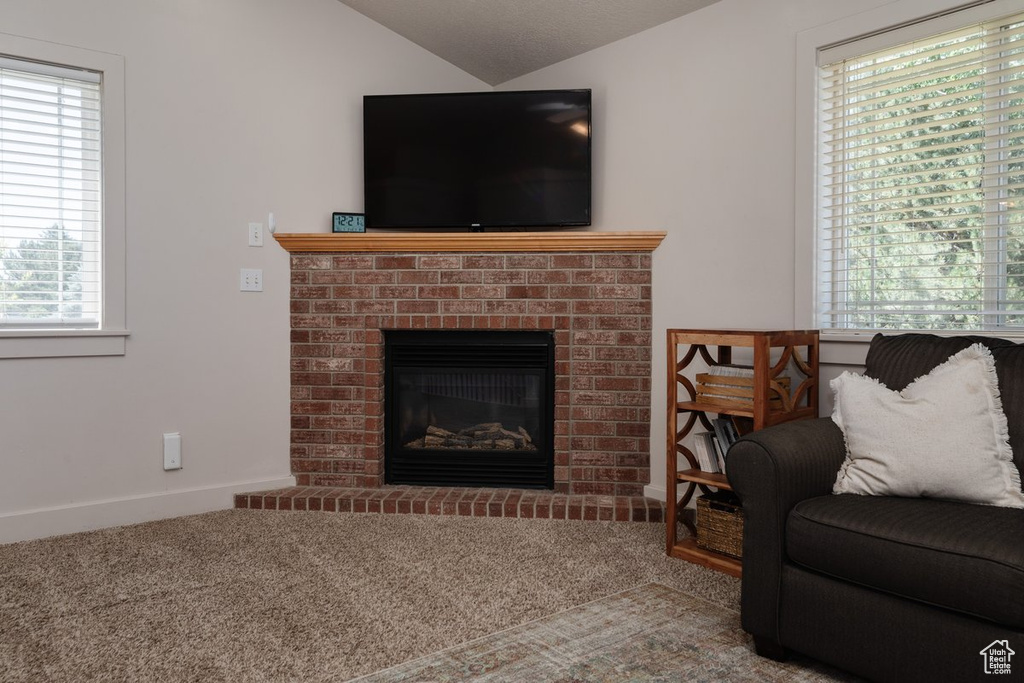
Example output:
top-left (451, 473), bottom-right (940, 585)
top-left (332, 212), bottom-right (366, 233)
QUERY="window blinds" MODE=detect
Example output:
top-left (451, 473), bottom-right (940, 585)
top-left (817, 10), bottom-right (1024, 332)
top-left (0, 58), bottom-right (102, 329)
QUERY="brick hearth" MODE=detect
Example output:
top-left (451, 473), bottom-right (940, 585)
top-left (235, 486), bottom-right (664, 522)
top-left (237, 232), bottom-right (666, 519)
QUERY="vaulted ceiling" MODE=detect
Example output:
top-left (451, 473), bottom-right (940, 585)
top-left (336, 0), bottom-right (722, 85)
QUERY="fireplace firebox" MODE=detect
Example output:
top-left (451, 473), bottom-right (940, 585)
top-left (384, 330), bottom-right (555, 488)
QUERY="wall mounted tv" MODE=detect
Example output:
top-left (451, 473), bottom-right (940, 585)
top-left (363, 89), bottom-right (591, 230)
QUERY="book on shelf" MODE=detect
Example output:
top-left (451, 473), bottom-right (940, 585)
top-left (710, 432), bottom-right (726, 472)
top-left (727, 419), bottom-right (740, 443)
top-left (706, 364), bottom-right (754, 378)
top-left (698, 432), bottom-right (723, 473)
top-left (691, 432), bottom-right (716, 473)
top-left (711, 418), bottom-right (736, 452)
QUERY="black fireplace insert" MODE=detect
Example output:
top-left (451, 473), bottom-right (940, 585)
top-left (384, 330), bottom-right (555, 488)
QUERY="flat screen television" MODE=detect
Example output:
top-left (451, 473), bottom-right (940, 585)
top-left (363, 89), bottom-right (591, 230)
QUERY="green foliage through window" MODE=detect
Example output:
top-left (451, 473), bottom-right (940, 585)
top-left (818, 11), bottom-right (1024, 331)
top-left (0, 227), bottom-right (84, 321)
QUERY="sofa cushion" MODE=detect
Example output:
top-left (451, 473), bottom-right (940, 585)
top-left (863, 333), bottom-right (1014, 391)
top-left (992, 343), bottom-right (1024, 476)
top-left (865, 333), bottom-right (1024, 477)
top-left (831, 344), bottom-right (1023, 507)
top-left (787, 494), bottom-right (1024, 628)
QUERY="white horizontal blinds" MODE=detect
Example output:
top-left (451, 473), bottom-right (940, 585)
top-left (0, 58), bottom-right (102, 329)
top-left (818, 11), bottom-right (1024, 332)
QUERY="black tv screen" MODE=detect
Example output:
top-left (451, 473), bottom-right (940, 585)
top-left (363, 89), bottom-right (591, 230)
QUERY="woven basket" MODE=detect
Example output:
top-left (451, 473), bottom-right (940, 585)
top-left (695, 373), bottom-right (790, 412)
top-left (696, 495), bottom-right (744, 558)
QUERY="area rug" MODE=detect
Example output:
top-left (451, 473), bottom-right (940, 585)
top-left (353, 582), bottom-right (855, 682)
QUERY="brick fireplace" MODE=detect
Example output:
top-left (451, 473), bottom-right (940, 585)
top-left (240, 229), bottom-right (671, 518)
top-left (237, 231), bottom-right (667, 519)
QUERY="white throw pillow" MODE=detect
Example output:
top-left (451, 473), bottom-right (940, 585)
top-left (832, 343), bottom-right (1024, 507)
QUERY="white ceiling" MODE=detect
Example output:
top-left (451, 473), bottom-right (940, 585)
top-left (336, 0), bottom-right (722, 86)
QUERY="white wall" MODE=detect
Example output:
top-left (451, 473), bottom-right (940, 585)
top-left (0, 0), bottom-right (933, 540)
top-left (0, 0), bottom-right (485, 542)
top-left (501, 0), bottom-right (903, 497)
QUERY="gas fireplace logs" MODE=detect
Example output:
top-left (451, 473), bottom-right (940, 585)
top-left (405, 423), bottom-right (537, 451)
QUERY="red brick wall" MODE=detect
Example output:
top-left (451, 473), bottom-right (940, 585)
top-left (288, 251), bottom-right (653, 495)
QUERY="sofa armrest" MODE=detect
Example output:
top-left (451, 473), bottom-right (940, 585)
top-left (725, 417), bottom-right (847, 643)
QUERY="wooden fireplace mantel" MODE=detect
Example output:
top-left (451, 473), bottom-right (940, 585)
top-left (273, 231), bottom-right (666, 253)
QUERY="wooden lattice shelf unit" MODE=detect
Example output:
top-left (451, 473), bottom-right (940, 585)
top-left (666, 329), bottom-right (820, 577)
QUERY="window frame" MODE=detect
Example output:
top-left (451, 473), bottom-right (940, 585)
top-left (0, 33), bottom-right (126, 359)
top-left (796, 0), bottom-right (1024, 343)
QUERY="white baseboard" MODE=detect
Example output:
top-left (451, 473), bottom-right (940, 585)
top-left (644, 483), bottom-right (666, 501)
top-left (0, 476), bottom-right (296, 544)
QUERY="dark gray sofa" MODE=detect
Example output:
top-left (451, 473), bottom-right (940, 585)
top-left (727, 333), bottom-right (1024, 682)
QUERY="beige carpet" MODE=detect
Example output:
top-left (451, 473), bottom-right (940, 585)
top-left (0, 510), bottom-right (841, 681)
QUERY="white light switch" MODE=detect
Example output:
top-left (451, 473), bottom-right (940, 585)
top-left (248, 222), bottom-right (263, 247)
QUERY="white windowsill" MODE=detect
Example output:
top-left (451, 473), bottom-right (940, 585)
top-left (0, 329), bottom-right (130, 359)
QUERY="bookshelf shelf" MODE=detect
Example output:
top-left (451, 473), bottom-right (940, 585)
top-left (676, 401), bottom-right (753, 418)
top-left (676, 468), bottom-right (731, 490)
top-left (665, 328), bottom-right (820, 578)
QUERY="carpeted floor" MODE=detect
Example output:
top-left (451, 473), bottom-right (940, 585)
top-left (0, 510), bottom-right (848, 681)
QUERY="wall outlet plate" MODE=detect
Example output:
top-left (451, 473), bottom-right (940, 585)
top-left (240, 268), bottom-right (263, 291)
